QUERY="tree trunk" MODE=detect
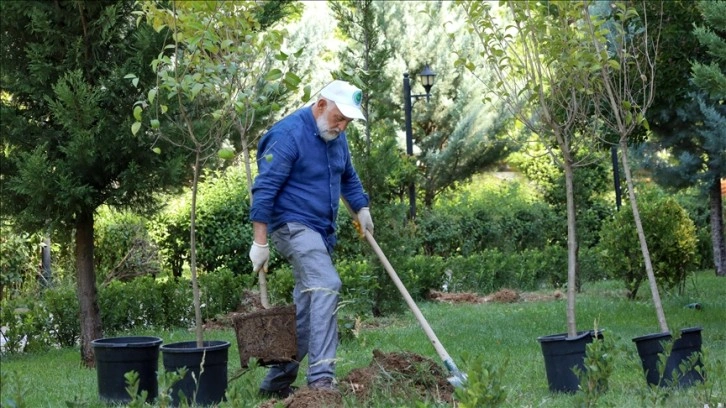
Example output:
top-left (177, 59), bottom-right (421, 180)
top-left (620, 139), bottom-right (669, 333)
top-left (76, 210), bottom-right (103, 367)
top-left (709, 175), bottom-right (725, 277)
top-left (235, 120), bottom-right (254, 205)
top-left (563, 158), bottom-right (578, 338)
top-left (190, 152), bottom-right (204, 347)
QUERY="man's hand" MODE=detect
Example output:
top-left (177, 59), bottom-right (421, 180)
top-left (357, 207), bottom-right (374, 236)
top-left (249, 241), bottom-right (269, 273)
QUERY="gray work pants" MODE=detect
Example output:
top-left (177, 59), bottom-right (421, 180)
top-left (260, 222), bottom-right (341, 391)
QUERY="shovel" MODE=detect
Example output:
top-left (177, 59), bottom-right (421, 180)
top-left (344, 201), bottom-right (468, 388)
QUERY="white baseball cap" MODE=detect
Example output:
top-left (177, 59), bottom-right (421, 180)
top-left (319, 80), bottom-right (366, 121)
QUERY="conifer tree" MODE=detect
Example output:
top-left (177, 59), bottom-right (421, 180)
top-left (645, 0), bottom-right (725, 277)
top-left (0, 0), bottom-right (187, 366)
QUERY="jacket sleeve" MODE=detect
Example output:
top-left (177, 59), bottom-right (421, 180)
top-left (249, 129), bottom-right (297, 223)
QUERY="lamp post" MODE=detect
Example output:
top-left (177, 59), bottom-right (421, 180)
top-left (403, 65), bottom-right (436, 220)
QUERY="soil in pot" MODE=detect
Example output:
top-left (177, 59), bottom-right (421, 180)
top-left (233, 304), bottom-right (297, 367)
top-left (632, 327), bottom-right (704, 388)
top-left (91, 336), bottom-right (162, 404)
top-left (161, 340), bottom-right (230, 407)
top-left (538, 330), bottom-right (603, 393)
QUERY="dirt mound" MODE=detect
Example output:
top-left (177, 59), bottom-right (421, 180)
top-left (429, 288), bottom-right (564, 304)
top-left (259, 388), bottom-right (343, 408)
top-left (485, 288), bottom-right (520, 303)
top-left (341, 349), bottom-right (455, 404)
top-left (258, 350), bottom-right (455, 407)
top-left (428, 290), bottom-right (484, 303)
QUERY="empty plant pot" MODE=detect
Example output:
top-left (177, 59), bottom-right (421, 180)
top-left (632, 327), bottom-right (704, 388)
top-left (233, 304), bottom-right (297, 368)
top-left (92, 336), bottom-right (163, 403)
top-left (161, 340), bottom-right (230, 407)
top-left (538, 329), bottom-right (603, 393)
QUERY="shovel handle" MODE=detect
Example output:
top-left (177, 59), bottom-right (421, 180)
top-left (363, 230), bottom-right (455, 365)
top-left (258, 269), bottom-right (270, 309)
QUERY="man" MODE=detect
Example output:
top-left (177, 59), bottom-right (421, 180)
top-left (249, 80), bottom-right (374, 397)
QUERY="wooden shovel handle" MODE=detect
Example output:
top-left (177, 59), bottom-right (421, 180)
top-left (341, 197), bottom-right (454, 365)
top-left (258, 269), bottom-right (270, 309)
top-left (363, 230), bottom-right (454, 365)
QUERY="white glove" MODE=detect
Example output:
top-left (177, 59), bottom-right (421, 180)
top-left (357, 207), bottom-right (374, 235)
top-left (249, 241), bottom-right (269, 273)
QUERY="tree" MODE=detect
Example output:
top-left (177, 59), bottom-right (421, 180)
top-left (458, 0), bottom-right (606, 337)
top-left (583, 1), bottom-right (670, 332)
top-left (644, 0), bottom-right (725, 277)
top-left (132, 0), bottom-right (300, 346)
top-left (327, 0), bottom-right (405, 207)
top-left (0, 0), bottom-right (187, 366)
top-left (398, 1), bottom-right (516, 208)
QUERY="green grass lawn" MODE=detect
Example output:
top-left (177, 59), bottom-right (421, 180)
top-left (2, 271), bottom-right (724, 407)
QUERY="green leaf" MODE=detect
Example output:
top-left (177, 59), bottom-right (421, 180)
top-left (265, 69), bottom-right (283, 81)
top-left (150, 119), bottom-right (160, 129)
top-left (264, 154), bottom-right (273, 162)
top-left (131, 121), bottom-right (141, 135)
top-left (133, 106), bottom-right (143, 121)
top-left (152, 147), bottom-right (161, 154)
top-left (218, 148), bottom-right (235, 160)
top-left (148, 88), bottom-right (157, 105)
top-left (191, 83), bottom-right (203, 99)
top-left (284, 72), bottom-right (301, 89)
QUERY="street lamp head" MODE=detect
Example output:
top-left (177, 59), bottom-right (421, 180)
top-left (419, 65), bottom-right (436, 94)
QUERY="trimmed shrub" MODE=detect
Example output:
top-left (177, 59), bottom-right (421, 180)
top-left (95, 208), bottom-right (161, 284)
top-left (149, 167), bottom-right (255, 278)
top-left (0, 225), bottom-right (42, 300)
top-left (597, 194), bottom-right (699, 298)
top-left (198, 267), bottom-right (251, 320)
top-left (43, 285), bottom-right (79, 348)
top-left (0, 296), bottom-right (53, 353)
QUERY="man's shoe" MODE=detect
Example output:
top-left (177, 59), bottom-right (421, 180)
top-left (308, 377), bottom-right (337, 391)
top-left (258, 385), bottom-right (296, 399)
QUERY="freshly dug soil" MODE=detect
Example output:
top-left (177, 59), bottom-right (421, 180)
top-left (259, 350), bottom-right (455, 407)
top-left (341, 349), bottom-right (455, 404)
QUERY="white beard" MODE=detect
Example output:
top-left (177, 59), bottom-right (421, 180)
top-left (316, 114), bottom-right (340, 142)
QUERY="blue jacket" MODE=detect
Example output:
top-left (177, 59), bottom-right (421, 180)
top-left (249, 106), bottom-right (369, 252)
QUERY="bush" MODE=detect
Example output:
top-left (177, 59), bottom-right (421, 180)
top-left (417, 182), bottom-right (562, 257)
top-left (95, 208), bottom-right (161, 284)
top-left (43, 285), bottom-right (80, 347)
top-left (0, 224), bottom-right (42, 300)
top-left (597, 193), bottom-right (699, 298)
top-left (0, 296), bottom-right (53, 354)
top-left (149, 167), bottom-right (255, 277)
top-left (198, 268), bottom-right (252, 320)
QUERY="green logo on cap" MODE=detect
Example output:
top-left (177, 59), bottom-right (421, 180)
top-left (353, 90), bottom-right (362, 106)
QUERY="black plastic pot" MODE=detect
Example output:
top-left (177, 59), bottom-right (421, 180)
top-left (632, 327), bottom-right (704, 387)
top-left (538, 330), bottom-right (603, 393)
top-left (161, 340), bottom-right (230, 406)
top-left (92, 336), bottom-right (163, 403)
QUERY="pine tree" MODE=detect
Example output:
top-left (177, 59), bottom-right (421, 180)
top-left (645, 0), bottom-right (726, 276)
top-left (0, 0), bottom-right (187, 366)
